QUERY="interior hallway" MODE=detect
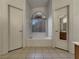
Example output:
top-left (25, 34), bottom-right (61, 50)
top-left (0, 48), bottom-right (74, 59)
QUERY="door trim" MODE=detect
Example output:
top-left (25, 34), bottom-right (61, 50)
top-left (55, 5), bottom-right (69, 11)
top-left (8, 5), bottom-right (23, 51)
top-left (55, 5), bottom-right (70, 51)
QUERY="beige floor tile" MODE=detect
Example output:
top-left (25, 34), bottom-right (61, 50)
top-left (26, 56), bottom-right (35, 59)
top-left (0, 47), bottom-right (74, 59)
top-left (35, 56), bottom-right (43, 59)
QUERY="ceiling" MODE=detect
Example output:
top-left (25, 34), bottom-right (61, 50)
top-left (28, 0), bottom-right (49, 9)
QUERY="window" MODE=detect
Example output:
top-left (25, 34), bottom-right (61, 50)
top-left (32, 12), bottom-right (47, 32)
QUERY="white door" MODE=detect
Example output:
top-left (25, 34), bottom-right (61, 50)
top-left (54, 7), bottom-right (69, 50)
top-left (9, 6), bottom-right (23, 51)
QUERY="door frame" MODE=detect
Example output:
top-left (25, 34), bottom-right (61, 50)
top-left (8, 5), bottom-right (23, 51)
top-left (54, 5), bottom-right (70, 51)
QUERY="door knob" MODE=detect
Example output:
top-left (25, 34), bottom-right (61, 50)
top-left (19, 30), bottom-right (23, 32)
top-left (56, 31), bottom-right (58, 32)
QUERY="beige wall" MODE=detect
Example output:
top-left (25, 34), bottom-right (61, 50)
top-left (0, 0), bottom-right (2, 55)
top-left (48, 0), bottom-right (53, 38)
top-left (72, 0), bottom-right (79, 53)
top-left (23, 0), bottom-right (32, 47)
top-left (73, 0), bottom-right (79, 41)
top-left (0, 0), bottom-right (8, 55)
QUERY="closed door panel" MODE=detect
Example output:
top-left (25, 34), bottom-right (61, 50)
top-left (9, 6), bottom-right (23, 51)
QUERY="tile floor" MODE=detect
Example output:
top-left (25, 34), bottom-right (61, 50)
top-left (0, 48), bottom-right (74, 59)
